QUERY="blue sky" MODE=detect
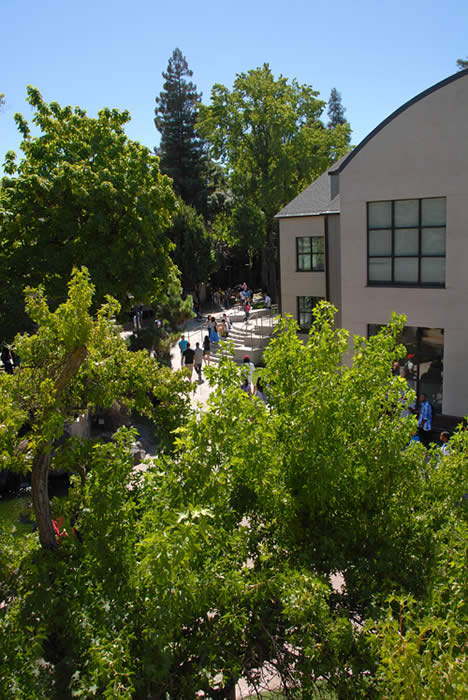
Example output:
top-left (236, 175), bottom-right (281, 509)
top-left (1, 0), bottom-right (467, 170)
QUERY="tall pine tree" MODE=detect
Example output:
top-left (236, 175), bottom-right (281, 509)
top-left (154, 48), bottom-right (207, 214)
top-left (327, 88), bottom-right (348, 129)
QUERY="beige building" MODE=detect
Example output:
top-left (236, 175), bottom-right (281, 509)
top-left (276, 68), bottom-right (468, 420)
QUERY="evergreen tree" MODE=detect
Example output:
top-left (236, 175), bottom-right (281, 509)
top-left (154, 48), bottom-right (207, 214)
top-left (327, 87), bottom-right (348, 130)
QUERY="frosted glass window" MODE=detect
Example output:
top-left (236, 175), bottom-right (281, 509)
top-left (422, 198), bottom-right (446, 226)
top-left (369, 229), bottom-right (391, 256)
top-left (369, 258), bottom-right (392, 282)
top-left (394, 258), bottom-right (418, 282)
top-left (368, 201), bottom-right (392, 228)
top-left (395, 199), bottom-right (419, 227)
top-left (395, 228), bottom-right (419, 255)
top-left (421, 228), bottom-right (446, 255)
top-left (421, 258), bottom-right (445, 284)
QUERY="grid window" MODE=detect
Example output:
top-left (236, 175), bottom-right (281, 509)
top-left (368, 197), bottom-right (446, 286)
top-left (297, 296), bottom-right (324, 329)
top-left (297, 236), bottom-right (324, 271)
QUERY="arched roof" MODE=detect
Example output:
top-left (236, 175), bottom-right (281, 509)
top-left (330, 68), bottom-right (468, 175)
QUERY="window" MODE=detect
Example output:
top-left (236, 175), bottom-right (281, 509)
top-left (297, 236), bottom-right (324, 271)
top-left (367, 197), bottom-right (446, 286)
top-left (368, 324), bottom-right (444, 414)
top-left (297, 296), bottom-right (324, 329)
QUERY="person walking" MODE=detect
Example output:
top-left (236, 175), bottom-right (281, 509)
top-left (182, 342), bottom-right (195, 381)
top-left (254, 376), bottom-right (267, 404)
top-left (439, 430), bottom-right (450, 456)
top-left (194, 342), bottom-right (204, 383)
top-left (418, 393), bottom-right (433, 448)
top-left (244, 300), bottom-right (251, 322)
top-left (209, 318), bottom-right (219, 343)
top-left (178, 335), bottom-right (188, 367)
top-left (242, 355), bottom-right (255, 393)
top-left (203, 335), bottom-right (211, 365)
top-left (222, 313), bottom-right (232, 336)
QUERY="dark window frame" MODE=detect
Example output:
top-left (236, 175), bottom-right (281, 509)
top-left (297, 296), bottom-right (324, 330)
top-left (296, 236), bottom-right (325, 272)
top-left (367, 197), bottom-right (446, 287)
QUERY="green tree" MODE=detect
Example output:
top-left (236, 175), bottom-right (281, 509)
top-left (456, 56), bottom-right (468, 70)
top-left (0, 268), bottom-right (191, 549)
top-left (154, 48), bottom-right (208, 214)
top-left (327, 87), bottom-right (349, 133)
top-left (0, 87), bottom-right (176, 341)
top-left (168, 198), bottom-right (214, 291)
top-left (1, 303), bottom-right (466, 696)
top-left (198, 64), bottom-right (351, 294)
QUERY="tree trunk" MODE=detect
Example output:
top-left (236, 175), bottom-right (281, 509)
top-left (31, 345), bottom-right (89, 550)
top-left (31, 447), bottom-right (56, 549)
top-left (261, 225), bottom-right (279, 300)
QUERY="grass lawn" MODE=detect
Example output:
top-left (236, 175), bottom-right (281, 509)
top-left (0, 494), bottom-right (35, 538)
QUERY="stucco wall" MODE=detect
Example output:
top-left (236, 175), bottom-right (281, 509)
top-left (279, 216), bottom-right (327, 319)
top-left (339, 72), bottom-right (468, 416)
top-left (326, 214), bottom-right (342, 327)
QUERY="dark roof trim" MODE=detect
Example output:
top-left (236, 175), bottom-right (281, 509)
top-left (330, 68), bottom-right (468, 175)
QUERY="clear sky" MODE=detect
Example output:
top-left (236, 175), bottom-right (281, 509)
top-left (1, 0), bottom-right (467, 170)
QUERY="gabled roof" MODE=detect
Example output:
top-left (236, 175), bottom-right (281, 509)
top-left (330, 67), bottom-right (468, 174)
top-left (275, 156), bottom-right (347, 218)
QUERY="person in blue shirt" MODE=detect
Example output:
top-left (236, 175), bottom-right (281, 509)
top-left (178, 335), bottom-right (188, 367)
top-left (417, 393), bottom-right (432, 447)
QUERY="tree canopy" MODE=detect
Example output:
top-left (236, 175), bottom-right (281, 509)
top-left (0, 268), bottom-right (191, 549)
top-left (456, 56), bottom-right (468, 70)
top-left (0, 87), bottom-right (177, 340)
top-left (1, 301), bottom-right (466, 696)
top-left (198, 64), bottom-right (351, 293)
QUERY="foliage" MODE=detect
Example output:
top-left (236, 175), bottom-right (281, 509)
top-left (0, 268), bottom-right (191, 548)
top-left (456, 56), bottom-right (468, 70)
top-left (198, 65), bottom-right (351, 291)
top-left (0, 303), bottom-right (466, 697)
top-left (372, 519), bottom-right (467, 698)
top-left (167, 197), bottom-right (214, 291)
top-left (0, 86), bottom-right (176, 341)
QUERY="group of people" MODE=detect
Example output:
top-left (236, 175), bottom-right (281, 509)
top-left (178, 335), bottom-right (208, 383)
top-left (176, 284), bottom-right (272, 388)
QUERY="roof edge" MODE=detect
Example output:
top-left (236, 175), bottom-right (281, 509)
top-left (330, 68), bottom-right (468, 175)
top-left (275, 210), bottom-right (340, 219)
